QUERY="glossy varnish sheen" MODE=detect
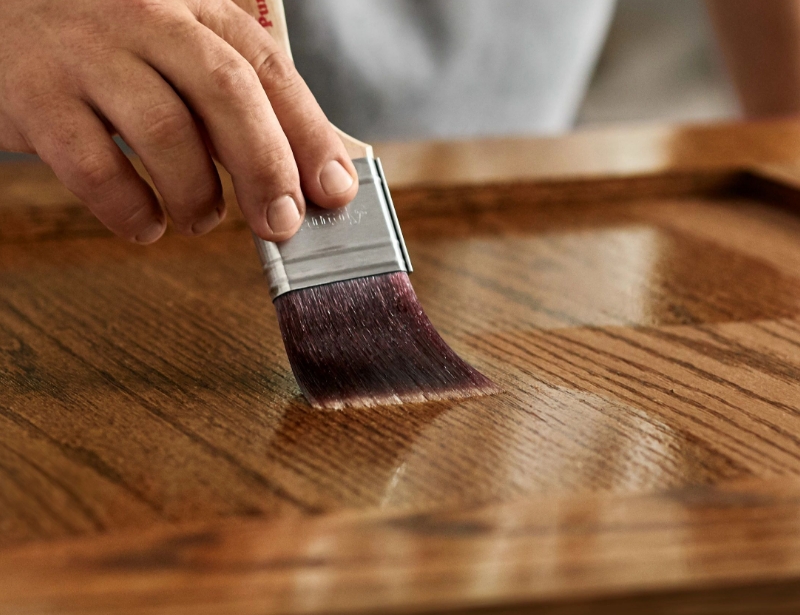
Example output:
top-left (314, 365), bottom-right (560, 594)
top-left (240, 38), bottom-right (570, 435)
top-left (4, 120), bottom-right (800, 612)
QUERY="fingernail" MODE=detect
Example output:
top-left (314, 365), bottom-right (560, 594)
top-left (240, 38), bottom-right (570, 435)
top-left (320, 160), bottom-right (354, 196)
top-left (135, 220), bottom-right (165, 245)
top-left (191, 204), bottom-right (224, 236)
top-left (267, 195), bottom-right (301, 235)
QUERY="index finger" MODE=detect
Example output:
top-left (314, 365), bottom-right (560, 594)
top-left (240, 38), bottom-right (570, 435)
top-left (194, 0), bottom-right (360, 211)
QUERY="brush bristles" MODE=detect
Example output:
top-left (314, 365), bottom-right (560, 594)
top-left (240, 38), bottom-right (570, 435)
top-left (274, 272), bottom-right (497, 409)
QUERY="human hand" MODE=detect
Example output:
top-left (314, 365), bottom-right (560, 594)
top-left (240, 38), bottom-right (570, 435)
top-left (0, 0), bottom-right (359, 243)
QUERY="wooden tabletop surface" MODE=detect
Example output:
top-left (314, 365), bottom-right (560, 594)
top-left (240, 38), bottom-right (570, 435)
top-left (4, 119), bottom-right (800, 613)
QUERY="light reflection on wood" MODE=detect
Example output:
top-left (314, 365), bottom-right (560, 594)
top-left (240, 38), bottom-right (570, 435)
top-left (3, 120), bottom-right (800, 612)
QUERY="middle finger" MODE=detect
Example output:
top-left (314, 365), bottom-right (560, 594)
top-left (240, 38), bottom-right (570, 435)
top-left (82, 52), bottom-right (225, 236)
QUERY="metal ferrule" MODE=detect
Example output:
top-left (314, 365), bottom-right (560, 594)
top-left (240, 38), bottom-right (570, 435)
top-left (253, 158), bottom-right (413, 300)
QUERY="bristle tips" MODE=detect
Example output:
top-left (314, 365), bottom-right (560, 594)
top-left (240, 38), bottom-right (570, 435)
top-left (274, 273), bottom-right (497, 410)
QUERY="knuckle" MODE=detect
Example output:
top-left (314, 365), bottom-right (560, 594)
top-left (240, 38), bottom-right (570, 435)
top-left (70, 149), bottom-right (122, 193)
top-left (193, 181), bottom-right (222, 210)
top-left (295, 115), bottom-right (333, 143)
top-left (208, 57), bottom-right (259, 98)
top-left (129, 0), bottom-right (177, 24)
top-left (250, 143), bottom-right (297, 185)
top-left (255, 49), bottom-right (300, 96)
top-left (140, 102), bottom-right (194, 149)
top-left (4, 71), bottom-right (52, 112)
top-left (170, 183), bottom-right (221, 224)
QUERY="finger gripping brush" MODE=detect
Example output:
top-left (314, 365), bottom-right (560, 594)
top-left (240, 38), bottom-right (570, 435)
top-left (252, 0), bottom-right (497, 409)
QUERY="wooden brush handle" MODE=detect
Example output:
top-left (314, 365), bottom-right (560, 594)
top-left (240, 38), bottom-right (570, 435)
top-left (233, 0), bottom-right (374, 159)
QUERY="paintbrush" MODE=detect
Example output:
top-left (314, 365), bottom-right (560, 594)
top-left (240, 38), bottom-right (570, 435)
top-left (252, 0), bottom-right (497, 409)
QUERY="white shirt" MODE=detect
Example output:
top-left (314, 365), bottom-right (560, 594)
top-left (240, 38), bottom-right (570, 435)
top-left (286, 0), bottom-right (617, 140)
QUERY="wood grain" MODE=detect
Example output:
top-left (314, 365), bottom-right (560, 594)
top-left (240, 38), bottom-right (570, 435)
top-left (3, 478), bottom-right (800, 614)
top-left (4, 119), bottom-right (800, 612)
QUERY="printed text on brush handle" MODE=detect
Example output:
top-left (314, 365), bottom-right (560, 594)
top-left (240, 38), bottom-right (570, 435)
top-left (254, 0), bottom-right (273, 27)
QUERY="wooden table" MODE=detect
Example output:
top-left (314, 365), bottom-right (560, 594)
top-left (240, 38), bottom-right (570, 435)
top-left (3, 120), bottom-right (800, 613)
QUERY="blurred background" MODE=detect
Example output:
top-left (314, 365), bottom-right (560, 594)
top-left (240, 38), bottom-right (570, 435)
top-left (578, 0), bottom-right (738, 127)
top-left (0, 0), bottom-right (740, 162)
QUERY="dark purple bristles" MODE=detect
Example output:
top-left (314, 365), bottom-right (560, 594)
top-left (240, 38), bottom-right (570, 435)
top-left (274, 272), bottom-right (498, 409)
